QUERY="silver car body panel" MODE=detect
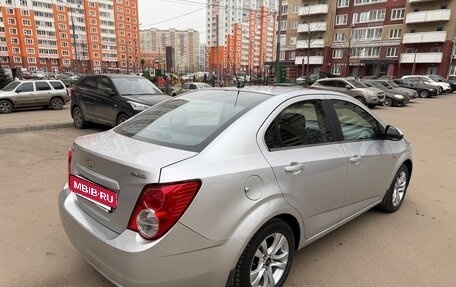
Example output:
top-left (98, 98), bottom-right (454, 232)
top-left (59, 89), bottom-right (412, 287)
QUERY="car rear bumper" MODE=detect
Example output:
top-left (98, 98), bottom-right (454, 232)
top-left (58, 185), bottom-right (240, 287)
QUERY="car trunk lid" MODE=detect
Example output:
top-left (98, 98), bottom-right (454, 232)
top-left (69, 130), bottom-right (197, 234)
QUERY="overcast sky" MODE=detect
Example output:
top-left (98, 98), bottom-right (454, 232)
top-left (138, 0), bottom-right (207, 40)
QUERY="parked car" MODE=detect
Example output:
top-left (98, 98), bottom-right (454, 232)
top-left (59, 87), bottom-right (412, 287)
top-left (296, 71), bottom-right (335, 85)
top-left (70, 74), bottom-right (171, 128)
top-left (171, 82), bottom-right (212, 97)
top-left (310, 77), bottom-right (384, 108)
top-left (368, 79), bottom-right (417, 99)
top-left (363, 81), bottom-right (410, 107)
top-left (401, 75), bottom-right (451, 94)
top-left (392, 79), bottom-right (438, 98)
top-left (426, 74), bottom-right (456, 92)
top-left (0, 80), bottom-right (70, 113)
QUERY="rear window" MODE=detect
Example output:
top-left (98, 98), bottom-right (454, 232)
top-left (114, 89), bottom-right (270, 152)
top-left (111, 77), bottom-right (162, 95)
top-left (35, 81), bottom-right (52, 91)
top-left (49, 81), bottom-right (65, 90)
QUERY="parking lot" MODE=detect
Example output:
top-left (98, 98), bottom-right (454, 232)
top-left (0, 94), bottom-right (455, 286)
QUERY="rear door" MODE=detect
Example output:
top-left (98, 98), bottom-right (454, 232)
top-left (92, 76), bottom-right (119, 124)
top-left (259, 95), bottom-right (348, 239)
top-left (75, 76), bottom-right (99, 120)
top-left (329, 98), bottom-right (394, 219)
top-left (34, 81), bottom-right (54, 105)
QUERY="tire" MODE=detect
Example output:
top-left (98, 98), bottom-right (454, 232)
top-left (116, 113), bottom-right (129, 125)
top-left (50, 97), bottom-right (64, 110)
top-left (437, 87), bottom-right (442, 95)
top-left (378, 165), bottom-right (410, 213)
top-left (355, 96), bottom-right (367, 105)
top-left (382, 97), bottom-right (393, 107)
top-left (0, 100), bottom-right (13, 114)
top-left (72, 106), bottom-right (87, 129)
top-left (233, 219), bottom-right (295, 287)
top-left (419, 90), bottom-right (429, 98)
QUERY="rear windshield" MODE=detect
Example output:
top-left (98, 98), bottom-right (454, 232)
top-left (114, 89), bottom-right (270, 152)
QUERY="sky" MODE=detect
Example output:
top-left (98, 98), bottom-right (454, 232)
top-left (138, 0), bottom-right (207, 40)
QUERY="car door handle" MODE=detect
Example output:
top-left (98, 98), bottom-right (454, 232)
top-left (350, 155), bottom-right (362, 165)
top-left (285, 162), bottom-right (305, 175)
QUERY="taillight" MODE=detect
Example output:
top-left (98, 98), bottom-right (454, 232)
top-left (128, 180), bottom-right (201, 240)
top-left (67, 148), bottom-right (72, 179)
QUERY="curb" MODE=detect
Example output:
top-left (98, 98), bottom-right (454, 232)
top-left (0, 122), bottom-right (74, 134)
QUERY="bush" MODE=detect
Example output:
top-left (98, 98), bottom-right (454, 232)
top-left (0, 67), bottom-right (12, 89)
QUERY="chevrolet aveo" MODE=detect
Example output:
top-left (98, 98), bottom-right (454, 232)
top-left (59, 87), bottom-right (412, 287)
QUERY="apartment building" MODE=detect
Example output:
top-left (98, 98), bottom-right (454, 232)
top-left (285, 0), bottom-right (456, 79)
top-left (0, 0), bottom-right (139, 75)
top-left (206, 0), bottom-right (278, 79)
top-left (140, 28), bottom-right (200, 74)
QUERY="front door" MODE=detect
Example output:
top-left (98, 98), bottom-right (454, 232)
top-left (259, 96), bottom-right (348, 239)
top-left (12, 82), bottom-right (35, 107)
top-left (330, 99), bottom-right (394, 219)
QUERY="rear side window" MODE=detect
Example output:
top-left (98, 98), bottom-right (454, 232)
top-left (49, 81), bottom-right (65, 90)
top-left (35, 81), bottom-right (52, 91)
top-left (115, 90), bottom-right (270, 152)
top-left (265, 100), bottom-right (333, 150)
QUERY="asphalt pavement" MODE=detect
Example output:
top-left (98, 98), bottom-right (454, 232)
top-left (0, 105), bottom-right (73, 134)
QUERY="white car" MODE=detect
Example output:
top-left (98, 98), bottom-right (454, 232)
top-left (401, 75), bottom-right (451, 94)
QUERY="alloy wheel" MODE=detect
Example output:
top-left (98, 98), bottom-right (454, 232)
top-left (392, 171), bottom-right (407, 207)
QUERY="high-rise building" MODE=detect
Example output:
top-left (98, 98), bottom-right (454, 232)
top-left (284, 0), bottom-right (456, 79)
top-left (140, 28), bottom-right (200, 74)
top-left (0, 0), bottom-right (139, 75)
top-left (206, 0), bottom-right (279, 80)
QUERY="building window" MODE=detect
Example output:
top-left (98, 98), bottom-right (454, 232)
top-left (63, 59), bottom-right (71, 65)
top-left (280, 20), bottom-right (287, 31)
top-left (389, 29), bottom-right (402, 39)
top-left (14, 57), bottom-right (22, 63)
top-left (7, 18), bottom-right (16, 25)
top-left (291, 21), bottom-right (298, 30)
top-left (335, 15), bottom-right (348, 25)
top-left (58, 15), bottom-right (66, 21)
top-left (25, 39), bottom-right (33, 45)
top-left (27, 57), bottom-right (36, 64)
top-left (391, 8), bottom-right (405, 20)
top-left (21, 10), bottom-right (30, 16)
top-left (281, 5), bottom-right (288, 15)
top-left (40, 58), bottom-right (47, 64)
top-left (333, 49), bottom-right (343, 59)
top-left (279, 51), bottom-right (285, 60)
top-left (354, 0), bottom-right (387, 5)
top-left (62, 50), bottom-right (70, 56)
top-left (13, 47), bottom-right (20, 54)
top-left (350, 46), bottom-right (381, 58)
top-left (289, 51), bottom-right (296, 60)
top-left (292, 5), bottom-right (299, 14)
top-left (331, 66), bottom-right (341, 75)
top-left (11, 38), bottom-right (19, 44)
top-left (334, 33), bottom-right (345, 42)
top-left (290, 36), bottom-right (296, 45)
top-left (26, 48), bottom-right (35, 54)
top-left (353, 9), bottom-right (385, 23)
top-left (386, 47), bottom-right (398, 57)
top-left (24, 29), bottom-right (32, 35)
top-left (337, 0), bottom-right (349, 8)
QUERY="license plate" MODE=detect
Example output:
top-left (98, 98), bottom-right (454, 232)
top-left (69, 174), bottom-right (118, 210)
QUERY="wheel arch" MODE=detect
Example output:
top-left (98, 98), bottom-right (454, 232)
top-left (402, 159), bottom-right (413, 179)
top-left (275, 213), bottom-right (301, 251)
top-left (49, 96), bottom-right (65, 104)
top-left (0, 98), bottom-right (15, 108)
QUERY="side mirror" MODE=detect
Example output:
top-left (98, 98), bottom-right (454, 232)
top-left (384, 125), bottom-right (404, 141)
top-left (345, 85), bottom-right (352, 89)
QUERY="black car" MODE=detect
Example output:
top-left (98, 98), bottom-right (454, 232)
top-left (392, 79), bottom-right (438, 98)
top-left (71, 74), bottom-right (171, 128)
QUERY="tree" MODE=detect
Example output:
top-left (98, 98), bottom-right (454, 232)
top-left (0, 67), bottom-right (12, 89)
top-left (299, 2), bottom-right (327, 83)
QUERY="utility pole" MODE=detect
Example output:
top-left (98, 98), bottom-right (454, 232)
top-left (216, 14), bottom-right (219, 87)
top-left (275, 0), bottom-right (283, 83)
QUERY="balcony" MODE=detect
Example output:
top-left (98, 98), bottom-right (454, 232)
top-left (299, 4), bottom-right (328, 16)
top-left (405, 9), bottom-right (451, 24)
top-left (294, 56), bottom-right (324, 65)
top-left (298, 22), bottom-right (327, 33)
top-left (399, 52), bottom-right (443, 63)
top-left (408, 0), bottom-right (438, 3)
top-left (402, 31), bottom-right (447, 44)
top-left (296, 39), bottom-right (325, 49)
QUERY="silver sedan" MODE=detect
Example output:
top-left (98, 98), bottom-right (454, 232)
top-left (59, 87), bottom-right (412, 287)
